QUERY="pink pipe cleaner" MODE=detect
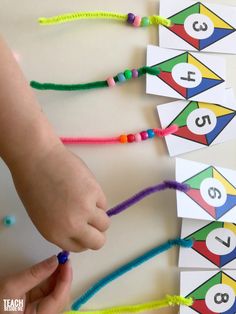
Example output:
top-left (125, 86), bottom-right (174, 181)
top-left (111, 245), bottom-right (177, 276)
top-left (60, 125), bottom-right (178, 145)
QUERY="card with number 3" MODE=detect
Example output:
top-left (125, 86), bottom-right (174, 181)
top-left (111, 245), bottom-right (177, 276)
top-left (146, 46), bottom-right (226, 103)
top-left (159, 0), bottom-right (236, 54)
top-left (157, 88), bottom-right (236, 156)
top-left (176, 158), bottom-right (236, 223)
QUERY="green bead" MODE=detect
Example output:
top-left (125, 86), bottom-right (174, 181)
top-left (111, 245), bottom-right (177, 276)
top-left (124, 70), bottom-right (132, 80)
top-left (141, 17), bottom-right (150, 27)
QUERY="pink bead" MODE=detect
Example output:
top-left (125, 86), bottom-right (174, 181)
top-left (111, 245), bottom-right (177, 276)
top-left (135, 133), bottom-right (142, 142)
top-left (140, 131), bottom-right (149, 140)
top-left (133, 16), bottom-right (141, 27)
top-left (107, 77), bottom-right (116, 88)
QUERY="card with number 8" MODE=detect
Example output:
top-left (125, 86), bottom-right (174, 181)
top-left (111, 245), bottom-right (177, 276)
top-left (180, 271), bottom-right (236, 313)
top-left (159, 0), bottom-right (236, 54)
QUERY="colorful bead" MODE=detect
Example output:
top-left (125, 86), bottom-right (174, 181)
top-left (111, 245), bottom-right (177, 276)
top-left (2, 215), bottom-right (16, 227)
top-left (117, 73), bottom-right (126, 83)
top-left (133, 16), bottom-right (142, 27)
top-left (132, 69), bottom-right (139, 78)
top-left (57, 251), bottom-right (69, 264)
top-left (127, 13), bottom-right (135, 24)
top-left (107, 77), bottom-right (116, 88)
top-left (127, 134), bottom-right (135, 143)
top-left (140, 131), bottom-right (149, 140)
top-left (135, 133), bottom-right (142, 142)
top-left (124, 70), bottom-right (132, 80)
top-left (147, 129), bottom-right (155, 138)
top-left (141, 17), bottom-right (150, 27)
top-left (120, 135), bottom-right (128, 143)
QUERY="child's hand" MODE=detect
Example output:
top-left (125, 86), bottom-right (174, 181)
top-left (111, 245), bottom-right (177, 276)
top-left (10, 143), bottom-right (111, 252)
top-left (0, 255), bottom-right (72, 314)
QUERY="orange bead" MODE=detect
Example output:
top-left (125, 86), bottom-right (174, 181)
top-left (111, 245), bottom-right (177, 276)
top-left (119, 135), bottom-right (128, 143)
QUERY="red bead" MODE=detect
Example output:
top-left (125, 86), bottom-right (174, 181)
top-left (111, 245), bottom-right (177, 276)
top-left (140, 131), bottom-right (149, 140)
top-left (127, 134), bottom-right (135, 143)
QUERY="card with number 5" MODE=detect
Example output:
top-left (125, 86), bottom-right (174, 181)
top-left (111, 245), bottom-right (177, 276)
top-left (179, 219), bottom-right (236, 269)
top-left (146, 46), bottom-right (226, 103)
top-left (157, 88), bottom-right (236, 156)
top-left (176, 158), bottom-right (236, 223)
top-left (159, 0), bottom-right (236, 54)
top-left (180, 271), bottom-right (236, 314)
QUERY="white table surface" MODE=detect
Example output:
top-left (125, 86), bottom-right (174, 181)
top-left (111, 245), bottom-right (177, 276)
top-left (0, 1), bottom-right (236, 313)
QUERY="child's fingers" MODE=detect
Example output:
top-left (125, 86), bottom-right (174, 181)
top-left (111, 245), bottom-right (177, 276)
top-left (96, 191), bottom-right (108, 211)
top-left (6, 256), bottom-right (58, 295)
top-left (37, 261), bottom-right (72, 314)
top-left (73, 225), bottom-right (106, 250)
top-left (88, 207), bottom-right (110, 232)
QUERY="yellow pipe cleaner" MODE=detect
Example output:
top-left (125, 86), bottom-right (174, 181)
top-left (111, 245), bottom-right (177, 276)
top-left (38, 12), bottom-right (172, 28)
top-left (64, 295), bottom-right (193, 314)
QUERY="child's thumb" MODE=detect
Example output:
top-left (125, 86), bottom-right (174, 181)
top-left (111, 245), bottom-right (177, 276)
top-left (11, 256), bottom-right (58, 294)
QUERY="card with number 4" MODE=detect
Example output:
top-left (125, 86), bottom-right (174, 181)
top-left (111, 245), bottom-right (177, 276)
top-left (176, 158), bottom-right (236, 223)
top-left (179, 219), bottom-right (236, 269)
top-left (159, 0), bottom-right (236, 54)
top-left (146, 46), bottom-right (226, 103)
top-left (180, 271), bottom-right (236, 314)
top-left (157, 88), bottom-right (236, 156)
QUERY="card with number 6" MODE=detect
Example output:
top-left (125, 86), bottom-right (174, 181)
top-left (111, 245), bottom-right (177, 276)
top-left (157, 88), bottom-right (236, 156)
top-left (176, 158), bottom-right (236, 223)
top-left (179, 219), bottom-right (236, 269)
top-left (180, 271), bottom-right (236, 314)
top-left (159, 0), bottom-right (236, 54)
top-left (146, 46), bottom-right (226, 103)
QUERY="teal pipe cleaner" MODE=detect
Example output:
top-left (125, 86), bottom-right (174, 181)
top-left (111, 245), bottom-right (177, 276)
top-left (72, 238), bottom-right (193, 310)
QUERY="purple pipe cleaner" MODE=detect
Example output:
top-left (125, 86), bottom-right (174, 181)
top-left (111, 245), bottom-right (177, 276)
top-left (107, 180), bottom-right (189, 217)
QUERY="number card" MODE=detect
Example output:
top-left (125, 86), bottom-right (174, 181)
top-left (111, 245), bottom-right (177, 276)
top-left (146, 46), bottom-right (226, 103)
top-left (179, 219), bottom-right (236, 269)
top-left (176, 158), bottom-right (236, 223)
top-left (157, 88), bottom-right (236, 156)
top-left (180, 271), bottom-right (236, 314)
top-left (159, 0), bottom-right (236, 54)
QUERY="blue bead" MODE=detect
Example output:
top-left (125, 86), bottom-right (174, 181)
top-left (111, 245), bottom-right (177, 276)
top-left (57, 251), bottom-right (69, 264)
top-left (147, 129), bottom-right (155, 138)
top-left (117, 73), bottom-right (126, 83)
top-left (2, 215), bottom-right (16, 227)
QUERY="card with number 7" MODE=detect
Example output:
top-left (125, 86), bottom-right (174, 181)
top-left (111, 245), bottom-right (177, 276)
top-left (179, 219), bottom-right (236, 269)
top-left (157, 88), bottom-right (236, 156)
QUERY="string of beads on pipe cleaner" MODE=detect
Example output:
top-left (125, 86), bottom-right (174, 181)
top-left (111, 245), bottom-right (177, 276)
top-left (71, 238), bottom-right (193, 310)
top-left (64, 295), bottom-right (193, 314)
top-left (38, 12), bottom-right (172, 28)
top-left (30, 66), bottom-right (161, 91)
top-left (57, 180), bottom-right (189, 264)
top-left (60, 125), bottom-right (178, 145)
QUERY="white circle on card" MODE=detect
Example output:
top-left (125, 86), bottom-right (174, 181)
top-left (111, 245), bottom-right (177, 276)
top-left (187, 108), bottom-right (217, 135)
top-left (205, 284), bottom-right (235, 312)
top-left (184, 14), bottom-right (215, 39)
top-left (200, 178), bottom-right (227, 207)
top-left (171, 63), bottom-right (202, 88)
top-left (206, 228), bottom-right (236, 256)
